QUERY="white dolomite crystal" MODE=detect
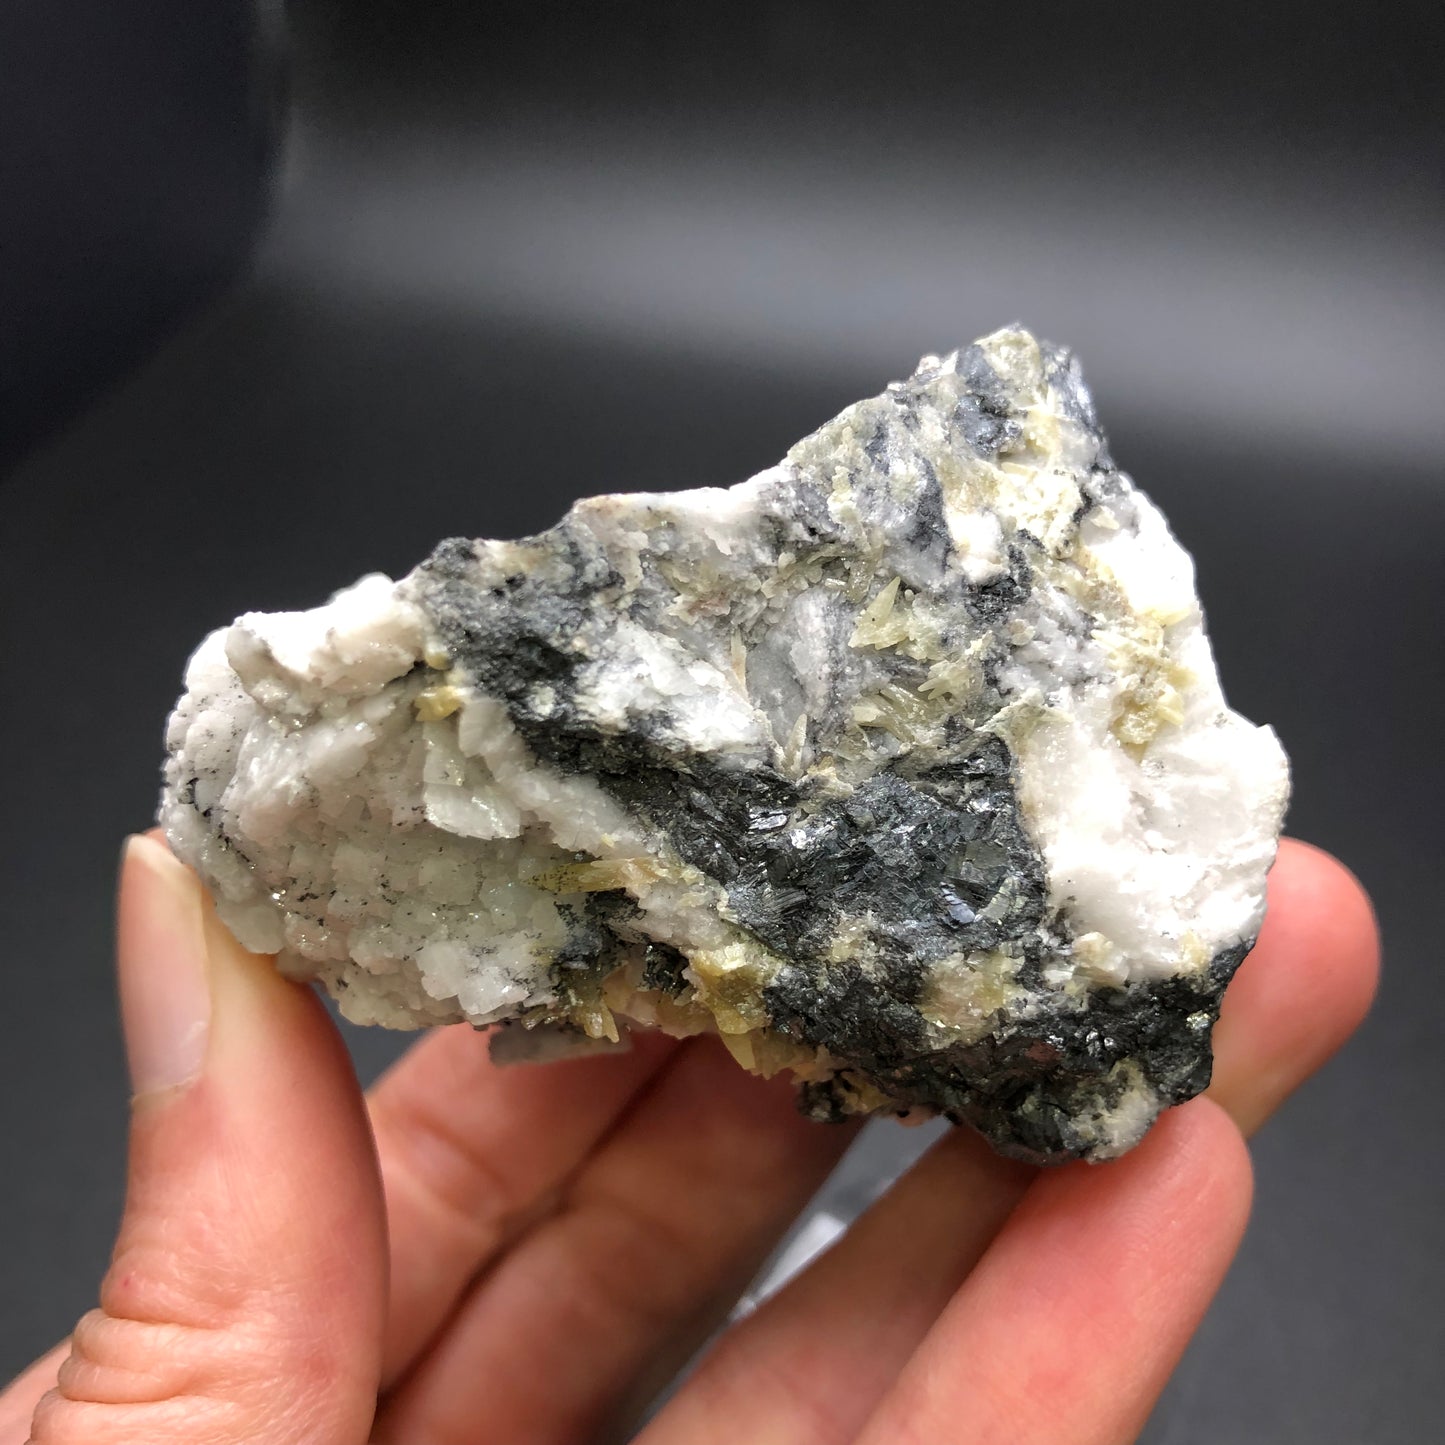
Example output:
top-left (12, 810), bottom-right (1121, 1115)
top-left (161, 326), bottom-right (1289, 1162)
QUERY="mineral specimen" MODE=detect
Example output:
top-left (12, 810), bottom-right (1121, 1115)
top-left (161, 326), bottom-right (1289, 1163)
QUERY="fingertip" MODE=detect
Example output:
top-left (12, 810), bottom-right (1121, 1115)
top-left (1271, 838), bottom-right (1381, 1023)
top-left (1210, 838), bottom-right (1380, 1134)
top-left (119, 834), bottom-right (230, 1104)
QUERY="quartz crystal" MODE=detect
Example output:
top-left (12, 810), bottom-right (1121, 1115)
top-left (161, 326), bottom-right (1289, 1163)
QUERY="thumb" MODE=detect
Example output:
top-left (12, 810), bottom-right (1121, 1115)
top-left (25, 835), bottom-right (386, 1445)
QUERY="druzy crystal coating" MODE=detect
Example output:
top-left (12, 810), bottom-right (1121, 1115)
top-left (161, 327), bottom-right (1288, 1162)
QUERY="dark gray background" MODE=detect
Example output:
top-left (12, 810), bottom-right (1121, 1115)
top-left (2, 2), bottom-right (1442, 1440)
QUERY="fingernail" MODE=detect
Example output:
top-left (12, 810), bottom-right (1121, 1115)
top-left (117, 834), bottom-right (212, 1097)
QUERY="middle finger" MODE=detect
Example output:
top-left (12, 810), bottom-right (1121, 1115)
top-left (373, 1035), bottom-right (857, 1445)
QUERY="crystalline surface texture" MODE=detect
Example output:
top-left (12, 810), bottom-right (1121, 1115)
top-left (161, 327), bottom-right (1289, 1163)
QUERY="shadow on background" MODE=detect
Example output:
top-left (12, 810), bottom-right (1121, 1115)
top-left (2, 2), bottom-right (1442, 1440)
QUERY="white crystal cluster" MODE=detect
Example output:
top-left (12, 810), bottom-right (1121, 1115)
top-left (162, 327), bottom-right (1289, 1161)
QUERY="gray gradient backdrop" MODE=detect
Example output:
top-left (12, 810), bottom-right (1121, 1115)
top-left (3, 3), bottom-right (1442, 1440)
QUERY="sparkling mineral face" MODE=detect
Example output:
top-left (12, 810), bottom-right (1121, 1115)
top-left (161, 326), bottom-right (1288, 1163)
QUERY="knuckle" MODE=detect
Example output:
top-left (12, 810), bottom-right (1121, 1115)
top-left (558, 1186), bottom-right (698, 1336)
top-left (62, 1307), bottom-right (229, 1405)
top-left (29, 1385), bottom-right (244, 1444)
top-left (26, 1304), bottom-right (347, 1445)
top-left (371, 1088), bottom-right (520, 1255)
top-left (100, 1226), bottom-right (251, 1335)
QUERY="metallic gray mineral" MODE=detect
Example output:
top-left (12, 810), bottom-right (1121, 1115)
top-left (161, 326), bottom-right (1289, 1163)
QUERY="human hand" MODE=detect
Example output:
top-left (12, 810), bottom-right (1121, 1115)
top-left (1, 833), bottom-right (1377, 1445)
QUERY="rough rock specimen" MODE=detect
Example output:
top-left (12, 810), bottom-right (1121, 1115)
top-left (161, 326), bottom-right (1289, 1163)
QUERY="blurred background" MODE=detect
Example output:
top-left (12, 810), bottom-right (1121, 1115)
top-left (2, 1), bottom-right (1441, 1438)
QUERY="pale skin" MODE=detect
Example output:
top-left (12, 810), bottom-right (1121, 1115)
top-left (0, 833), bottom-right (1378, 1445)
